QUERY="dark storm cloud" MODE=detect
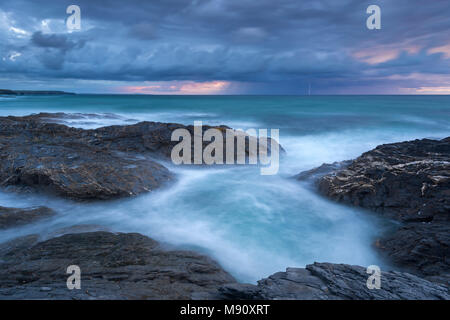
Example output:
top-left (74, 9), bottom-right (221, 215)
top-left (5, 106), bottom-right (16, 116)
top-left (37, 49), bottom-right (66, 70)
top-left (0, 0), bottom-right (449, 93)
top-left (128, 23), bottom-right (158, 40)
top-left (31, 31), bottom-right (85, 51)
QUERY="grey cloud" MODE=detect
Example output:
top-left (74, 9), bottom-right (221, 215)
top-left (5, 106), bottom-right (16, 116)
top-left (38, 49), bottom-right (66, 70)
top-left (31, 31), bottom-right (85, 51)
top-left (0, 0), bottom-right (449, 93)
top-left (128, 23), bottom-right (159, 40)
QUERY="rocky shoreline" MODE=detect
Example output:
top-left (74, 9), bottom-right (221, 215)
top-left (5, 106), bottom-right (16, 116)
top-left (0, 229), bottom-right (447, 300)
top-left (298, 137), bottom-right (450, 285)
top-left (218, 262), bottom-right (449, 300)
top-left (0, 113), bottom-right (281, 200)
top-left (0, 206), bottom-right (55, 229)
top-left (0, 113), bottom-right (448, 299)
top-left (0, 230), bottom-right (236, 299)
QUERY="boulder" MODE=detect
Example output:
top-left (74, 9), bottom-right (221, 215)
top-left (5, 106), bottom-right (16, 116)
top-left (0, 113), bottom-right (283, 200)
top-left (0, 231), bottom-right (236, 299)
top-left (0, 206), bottom-right (55, 229)
top-left (297, 137), bottom-right (450, 283)
top-left (0, 114), bottom-right (173, 200)
top-left (219, 262), bottom-right (449, 300)
top-left (316, 137), bottom-right (450, 221)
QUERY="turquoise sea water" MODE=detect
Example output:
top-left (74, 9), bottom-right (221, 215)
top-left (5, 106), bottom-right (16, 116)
top-left (0, 95), bottom-right (449, 282)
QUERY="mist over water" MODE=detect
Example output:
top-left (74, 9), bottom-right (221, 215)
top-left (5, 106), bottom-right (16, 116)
top-left (0, 95), bottom-right (449, 282)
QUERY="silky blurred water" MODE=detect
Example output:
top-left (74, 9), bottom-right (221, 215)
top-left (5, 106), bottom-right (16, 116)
top-left (0, 95), bottom-right (449, 282)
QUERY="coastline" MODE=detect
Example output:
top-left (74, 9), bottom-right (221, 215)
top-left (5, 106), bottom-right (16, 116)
top-left (0, 89), bottom-right (75, 96)
top-left (0, 112), bottom-right (448, 299)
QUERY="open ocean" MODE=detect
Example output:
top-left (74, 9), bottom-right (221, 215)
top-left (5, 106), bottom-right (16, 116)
top-left (0, 95), bottom-right (449, 282)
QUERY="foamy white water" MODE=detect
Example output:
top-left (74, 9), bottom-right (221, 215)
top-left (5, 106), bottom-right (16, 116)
top-left (0, 95), bottom-right (449, 282)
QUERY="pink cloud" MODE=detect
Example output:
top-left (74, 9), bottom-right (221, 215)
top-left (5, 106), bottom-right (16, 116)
top-left (427, 44), bottom-right (450, 59)
top-left (386, 73), bottom-right (450, 82)
top-left (390, 73), bottom-right (450, 94)
top-left (415, 86), bottom-right (450, 94)
top-left (353, 45), bottom-right (422, 65)
top-left (353, 49), bottom-right (400, 65)
top-left (116, 81), bottom-right (231, 95)
top-left (178, 81), bottom-right (230, 94)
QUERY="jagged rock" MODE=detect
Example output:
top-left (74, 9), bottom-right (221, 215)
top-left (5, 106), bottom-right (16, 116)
top-left (44, 224), bottom-right (111, 240)
top-left (0, 115), bottom-right (173, 200)
top-left (26, 113), bottom-right (284, 162)
top-left (377, 223), bottom-right (450, 284)
top-left (219, 263), bottom-right (449, 300)
top-left (295, 160), bottom-right (352, 183)
top-left (0, 113), bottom-right (283, 200)
top-left (0, 235), bottom-right (40, 259)
top-left (0, 231), bottom-right (236, 299)
top-left (297, 137), bottom-right (450, 283)
top-left (0, 206), bottom-right (55, 229)
top-left (317, 137), bottom-right (450, 221)
top-left (1, 230), bottom-right (447, 300)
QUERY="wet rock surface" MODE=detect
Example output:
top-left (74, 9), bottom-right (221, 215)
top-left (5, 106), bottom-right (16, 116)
top-left (1, 231), bottom-right (447, 300)
top-left (298, 137), bottom-right (450, 284)
top-left (0, 113), bottom-right (282, 200)
top-left (1, 114), bottom-right (447, 299)
top-left (377, 223), bottom-right (450, 284)
top-left (34, 112), bottom-right (284, 162)
top-left (316, 137), bottom-right (450, 221)
top-left (219, 263), bottom-right (449, 300)
top-left (0, 114), bottom-right (173, 200)
top-left (0, 206), bottom-right (55, 229)
top-left (294, 160), bottom-right (352, 183)
top-left (0, 231), bottom-right (236, 299)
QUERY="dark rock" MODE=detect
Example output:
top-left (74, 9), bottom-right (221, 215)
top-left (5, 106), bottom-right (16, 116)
top-left (0, 231), bottom-right (236, 300)
top-left (219, 262), bottom-right (449, 300)
top-left (0, 206), bottom-right (55, 229)
top-left (295, 160), bottom-right (352, 183)
top-left (1, 230), bottom-right (447, 300)
top-left (299, 137), bottom-right (450, 283)
top-left (45, 224), bottom-right (111, 240)
top-left (0, 113), bottom-right (283, 200)
top-left (377, 223), bottom-right (450, 284)
top-left (36, 113), bottom-right (285, 162)
top-left (317, 137), bottom-right (450, 221)
top-left (0, 235), bottom-right (40, 259)
top-left (0, 114), bottom-right (173, 200)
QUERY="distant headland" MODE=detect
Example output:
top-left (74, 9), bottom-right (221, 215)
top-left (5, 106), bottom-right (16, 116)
top-left (0, 89), bottom-right (75, 96)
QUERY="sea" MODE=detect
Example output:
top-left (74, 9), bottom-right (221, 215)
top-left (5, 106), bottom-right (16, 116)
top-left (0, 94), bottom-right (449, 282)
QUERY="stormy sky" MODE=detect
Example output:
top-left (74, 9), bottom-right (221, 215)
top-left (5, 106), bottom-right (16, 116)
top-left (0, 0), bottom-right (449, 94)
